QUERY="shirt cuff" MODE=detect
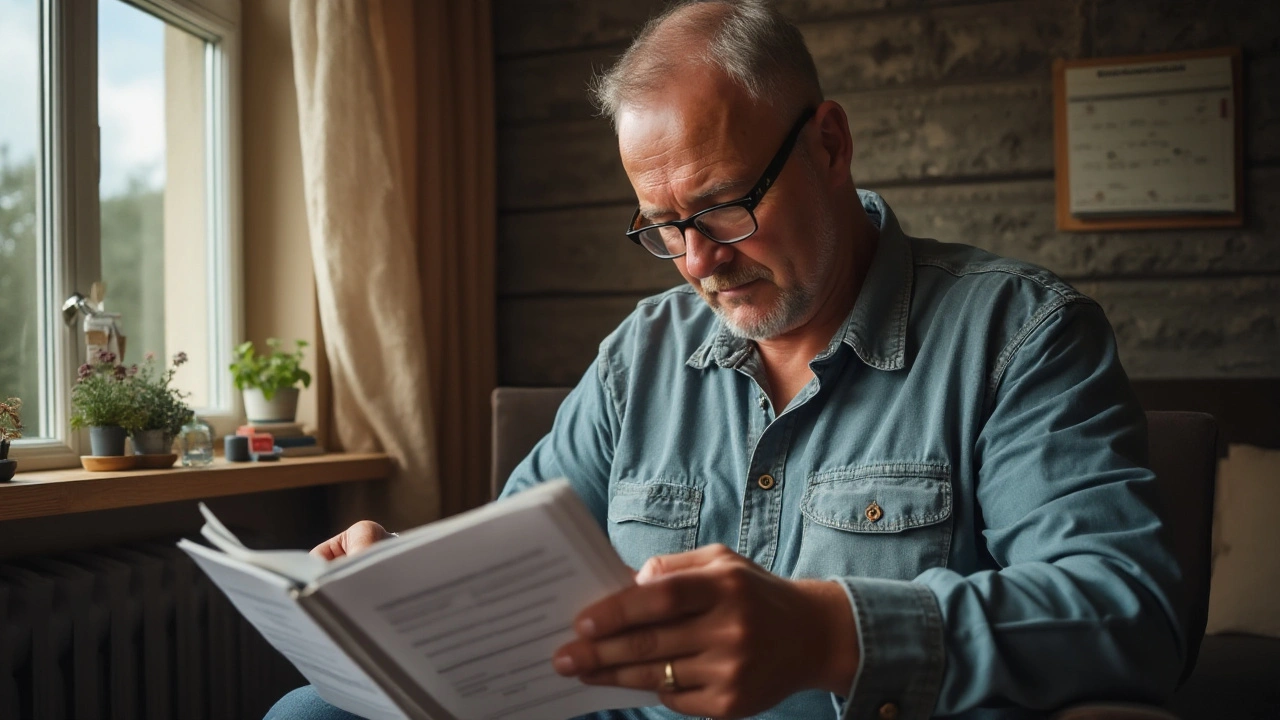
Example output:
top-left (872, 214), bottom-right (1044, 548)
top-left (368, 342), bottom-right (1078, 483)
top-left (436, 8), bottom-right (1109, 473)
top-left (831, 577), bottom-right (946, 720)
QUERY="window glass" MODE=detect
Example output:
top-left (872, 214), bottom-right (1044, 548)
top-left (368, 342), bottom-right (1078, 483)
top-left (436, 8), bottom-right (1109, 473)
top-left (0, 0), bottom-right (43, 436)
top-left (99, 0), bottom-right (214, 408)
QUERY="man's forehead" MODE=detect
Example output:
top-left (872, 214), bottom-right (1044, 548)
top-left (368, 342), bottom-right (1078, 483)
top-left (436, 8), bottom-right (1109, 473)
top-left (617, 101), bottom-right (775, 216)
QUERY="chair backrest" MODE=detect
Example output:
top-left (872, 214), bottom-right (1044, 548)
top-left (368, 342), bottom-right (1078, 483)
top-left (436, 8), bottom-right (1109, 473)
top-left (490, 387), bottom-right (572, 499)
top-left (1144, 410), bottom-right (1219, 683)
top-left (488, 392), bottom-right (1219, 680)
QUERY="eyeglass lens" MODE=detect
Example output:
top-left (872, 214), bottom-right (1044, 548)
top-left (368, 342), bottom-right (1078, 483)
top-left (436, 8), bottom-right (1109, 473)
top-left (637, 205), bottom-right (758, 257)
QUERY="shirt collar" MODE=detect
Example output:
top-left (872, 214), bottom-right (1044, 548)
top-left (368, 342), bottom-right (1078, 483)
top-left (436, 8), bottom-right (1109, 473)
top-left (687, 189), bottom-right (912, 372)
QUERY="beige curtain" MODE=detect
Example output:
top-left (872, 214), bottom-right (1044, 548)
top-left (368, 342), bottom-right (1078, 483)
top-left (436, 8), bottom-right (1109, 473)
top-left (290, 0), bottom-right (495, 529)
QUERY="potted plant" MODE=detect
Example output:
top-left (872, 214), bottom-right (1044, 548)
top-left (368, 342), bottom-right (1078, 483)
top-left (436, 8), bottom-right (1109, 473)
top-left (0, 396), bottom-right (22, 482)
top-left (230, 338), bottom-right (312, 422)
top-left (131, 351), bottom-right (194, 457)
top-left (71, 350), bottom-right (145, 456)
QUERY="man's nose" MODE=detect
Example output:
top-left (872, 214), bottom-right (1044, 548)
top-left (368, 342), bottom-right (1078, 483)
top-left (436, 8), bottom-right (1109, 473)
top-left (682, 227), bottom-right (733, 279)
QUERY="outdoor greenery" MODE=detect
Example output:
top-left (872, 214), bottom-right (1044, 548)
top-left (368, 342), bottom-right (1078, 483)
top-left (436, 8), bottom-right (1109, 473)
top-left (70, 351), bottom-right (146, 431)
top-left (133, 351), bottom-right (194, 438)
top-left (0, 144), bottom-right (166, 438)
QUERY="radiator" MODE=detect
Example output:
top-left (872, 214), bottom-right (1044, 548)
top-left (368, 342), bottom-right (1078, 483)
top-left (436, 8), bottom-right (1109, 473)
top-left (0, 540), bottom-right (305, 720)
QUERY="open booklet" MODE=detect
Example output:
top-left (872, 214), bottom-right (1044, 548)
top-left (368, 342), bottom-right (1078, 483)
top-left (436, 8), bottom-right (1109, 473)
top-left (178, 480), bottom-right (657, 720)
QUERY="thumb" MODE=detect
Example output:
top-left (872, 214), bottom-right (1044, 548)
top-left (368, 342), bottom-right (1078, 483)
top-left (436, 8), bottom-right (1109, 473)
top-left (635, 543), bottom-right (735, 584)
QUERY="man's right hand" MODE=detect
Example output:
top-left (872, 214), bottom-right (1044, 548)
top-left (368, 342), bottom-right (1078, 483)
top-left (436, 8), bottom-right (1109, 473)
top-left (310, 521), bottom-right (393, 560)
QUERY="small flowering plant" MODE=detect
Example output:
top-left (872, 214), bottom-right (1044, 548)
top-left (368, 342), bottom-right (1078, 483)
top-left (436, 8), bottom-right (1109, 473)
top-left (70, 350), bottom-right (146, 432)
top-left (0, 397), bottom-right (22, 442)
top-left (133, 351), bottom-right (194, 438)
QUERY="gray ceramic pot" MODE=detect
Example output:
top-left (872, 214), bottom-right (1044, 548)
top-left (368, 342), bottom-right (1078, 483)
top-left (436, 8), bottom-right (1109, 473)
top-left (132, 429), bottom-right (171, 455)
top-left (0, 459), bottom-right (15, 482)
top-left (89, 425), bottom-right (128, 456)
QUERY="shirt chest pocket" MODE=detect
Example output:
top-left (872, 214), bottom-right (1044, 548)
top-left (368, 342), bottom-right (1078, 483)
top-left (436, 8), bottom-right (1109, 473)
top-left (607, 481), bottom-right (703, 571)
top-left (794, 463), bottom-right (953, 581)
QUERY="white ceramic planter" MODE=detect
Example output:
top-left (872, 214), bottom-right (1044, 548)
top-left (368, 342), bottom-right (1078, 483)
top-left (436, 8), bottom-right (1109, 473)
top-left (243, 387), bottom-right (300, 423)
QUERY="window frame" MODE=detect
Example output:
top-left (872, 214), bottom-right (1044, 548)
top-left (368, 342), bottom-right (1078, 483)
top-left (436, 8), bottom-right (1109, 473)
top-left (13, 0), bottom-right (244, 470)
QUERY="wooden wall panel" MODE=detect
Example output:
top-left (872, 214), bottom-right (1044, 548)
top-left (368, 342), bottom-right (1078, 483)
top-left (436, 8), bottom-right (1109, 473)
top-left (498, 296), bottom-right (644, 387)
top-left (1081, 277), bottom-right (1280, 378)
top-left (500, 167), bottom-right (1280, 299)
top-left (494, 0), bottom-right (1280, 387)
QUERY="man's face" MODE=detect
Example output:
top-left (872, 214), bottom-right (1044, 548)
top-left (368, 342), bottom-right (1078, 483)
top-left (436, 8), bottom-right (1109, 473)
top-left (617, 74), bottom-right (842, 341)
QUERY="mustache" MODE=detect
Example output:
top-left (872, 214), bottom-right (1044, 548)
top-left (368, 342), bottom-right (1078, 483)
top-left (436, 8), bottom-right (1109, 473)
top-left (701, 264), bottom-right (773, 293)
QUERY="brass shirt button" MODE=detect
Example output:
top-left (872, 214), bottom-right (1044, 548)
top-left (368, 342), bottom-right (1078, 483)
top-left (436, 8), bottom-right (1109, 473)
top-left (865, 501), bottom-right (883, 522)
top-left (878, 702), bottom-right (899, 720)
top-left (757, 474), bottom-right (775, 490)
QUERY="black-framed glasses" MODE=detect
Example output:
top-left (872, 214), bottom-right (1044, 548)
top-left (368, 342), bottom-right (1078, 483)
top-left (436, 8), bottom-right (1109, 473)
top-left (624, 107), bottom-right (816, 259)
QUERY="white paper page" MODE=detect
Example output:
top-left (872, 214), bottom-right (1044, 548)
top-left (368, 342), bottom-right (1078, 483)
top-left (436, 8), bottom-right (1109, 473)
top-left (316, 482), bottom-right (657, 720)
top-left (179, 540), bottom-right (407, 720)
top-left (1065, 55), bottom-right (1235, 215)
top-left (197, 503), bottom-right (330, 584)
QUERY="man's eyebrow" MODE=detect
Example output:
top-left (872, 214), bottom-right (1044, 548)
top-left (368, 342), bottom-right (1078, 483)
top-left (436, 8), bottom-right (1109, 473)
top-left (639, 178), bottom-right (753, 219)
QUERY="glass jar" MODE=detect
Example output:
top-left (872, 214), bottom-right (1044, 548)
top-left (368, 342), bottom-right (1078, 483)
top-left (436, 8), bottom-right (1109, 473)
top-left (179, 416), bottom-right (215, 466)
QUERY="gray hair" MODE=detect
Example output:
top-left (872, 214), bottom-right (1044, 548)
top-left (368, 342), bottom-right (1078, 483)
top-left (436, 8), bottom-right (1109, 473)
top-left (588, 0), bottom-right (823, 129)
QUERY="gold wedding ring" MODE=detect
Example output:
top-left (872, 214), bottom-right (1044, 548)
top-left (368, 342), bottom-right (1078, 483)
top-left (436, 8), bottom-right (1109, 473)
top-left (661, 660), bottom-right (678, 692)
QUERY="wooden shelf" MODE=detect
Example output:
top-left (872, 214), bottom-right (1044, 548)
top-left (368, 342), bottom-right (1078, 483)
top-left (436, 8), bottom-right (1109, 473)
top-left (0, 453), bottom-right (393, 522)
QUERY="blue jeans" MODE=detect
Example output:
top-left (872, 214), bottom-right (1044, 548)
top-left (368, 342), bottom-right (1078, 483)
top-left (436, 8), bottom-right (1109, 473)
top-left (263, 686), bottom-right (658, 720)
top-left (264, 687), bottom-right (366, 720)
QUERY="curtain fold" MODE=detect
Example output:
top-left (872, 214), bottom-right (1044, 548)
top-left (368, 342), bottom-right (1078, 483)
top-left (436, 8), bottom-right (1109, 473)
top-left (290, 0), bottom-right (495, 529)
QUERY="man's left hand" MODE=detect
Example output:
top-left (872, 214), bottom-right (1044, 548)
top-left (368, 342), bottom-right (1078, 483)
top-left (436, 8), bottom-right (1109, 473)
top-left (551, 544), bottom-right (859, 719)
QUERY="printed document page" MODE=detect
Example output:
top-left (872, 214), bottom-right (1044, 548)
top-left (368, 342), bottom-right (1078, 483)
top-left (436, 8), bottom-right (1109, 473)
top-left (179, 540), bottom-right (407, 720)
top-left (315, 481), bottom-right (657, 720)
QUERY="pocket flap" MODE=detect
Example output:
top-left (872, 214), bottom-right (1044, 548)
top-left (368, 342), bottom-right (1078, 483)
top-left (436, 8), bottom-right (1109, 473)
top-left (608, 481), bottom-right (702, 530)
top-left (801, 463), bottom-right (952, 533)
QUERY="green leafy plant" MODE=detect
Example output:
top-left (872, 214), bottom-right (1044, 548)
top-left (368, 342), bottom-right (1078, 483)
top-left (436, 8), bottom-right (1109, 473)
top-left (0, 396), bottom-right (23, 441)
top-left (70, 350), bottom-right (146, 431)
top-left (133, 351), bottom-right (195, 438)
top-left (229, 338), bottom-right (312, 401)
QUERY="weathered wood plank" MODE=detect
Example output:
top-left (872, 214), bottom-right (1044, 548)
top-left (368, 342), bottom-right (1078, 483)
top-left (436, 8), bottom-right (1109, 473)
top-left (879, 167), bottom-right (1280, 279)
top-left (497, 1), bottom-right (1080, 123)
top-left (1248, 55), bottom-right (1280, 164)
top-left (498, 204), bottom-right (683, 296)
top-left (493, 0), bottom-right (660, 57)
top-left (1080, 276), bottom-right (1280, 379)
top-left (498, 119), bottom-right (625, 209)
top-left (496, 168), bottom-right (1280, 296)
top-left (498, 276), bottom-right (1280, 386)
top-left (494, 0), bottom-right (1030, 58)
top-left (498, 296), bottom-right (644, 386)
top-left (497, 47), bottom-right (618, 125)
top-left (1090, 0), bottom-right (1280, 57)
top-left (498, 80), bottom-right (1053, 209)
top-left (801, 0), bottom-right (1085, 94)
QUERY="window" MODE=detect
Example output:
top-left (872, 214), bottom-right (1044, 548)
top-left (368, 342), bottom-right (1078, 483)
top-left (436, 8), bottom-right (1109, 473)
top-left (0, 0), bottom-right (241, 469)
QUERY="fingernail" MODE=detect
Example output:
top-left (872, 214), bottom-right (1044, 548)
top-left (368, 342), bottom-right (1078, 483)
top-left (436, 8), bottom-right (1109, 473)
top-left (577, 618), bottom-right (597, 637)
top-left (552, 654), bottom-right (576, 674)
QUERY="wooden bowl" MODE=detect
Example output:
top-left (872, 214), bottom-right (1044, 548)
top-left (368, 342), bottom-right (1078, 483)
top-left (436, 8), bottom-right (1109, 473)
top-left (135, 453), bottom-right (178, 469)
top-left (81, 455), bottom-right (138, 472)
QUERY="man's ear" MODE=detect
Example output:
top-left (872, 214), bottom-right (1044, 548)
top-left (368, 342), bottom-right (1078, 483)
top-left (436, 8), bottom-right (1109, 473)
top-left (813, 100), bottom-right (854, 182)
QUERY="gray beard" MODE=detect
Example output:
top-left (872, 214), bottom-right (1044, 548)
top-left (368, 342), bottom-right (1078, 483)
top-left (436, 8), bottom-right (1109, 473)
top-left (711, 216), bottom-right (839, 342)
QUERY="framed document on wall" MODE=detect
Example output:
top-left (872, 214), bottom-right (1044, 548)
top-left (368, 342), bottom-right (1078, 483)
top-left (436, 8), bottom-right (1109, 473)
top-left (1053, 47), bottom-right (1244, 232)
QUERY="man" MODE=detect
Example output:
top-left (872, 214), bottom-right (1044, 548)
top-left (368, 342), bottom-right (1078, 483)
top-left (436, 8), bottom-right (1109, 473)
top-left (275, 1), bottom-right (1184, 718)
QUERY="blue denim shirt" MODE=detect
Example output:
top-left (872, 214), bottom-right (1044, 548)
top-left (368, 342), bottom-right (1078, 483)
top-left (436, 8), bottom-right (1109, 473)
top-left (501, 191), bottom-right (1185, 719)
